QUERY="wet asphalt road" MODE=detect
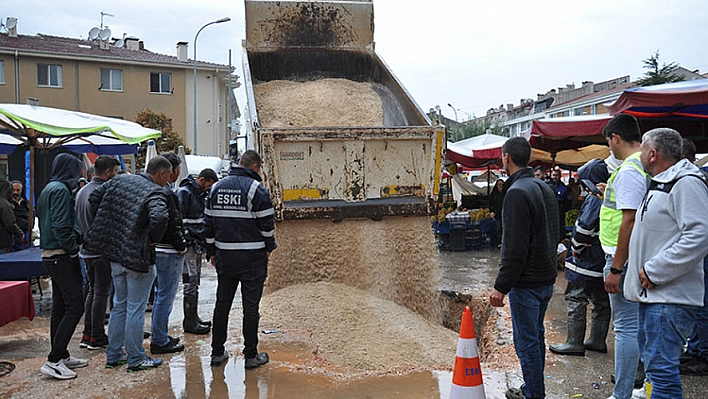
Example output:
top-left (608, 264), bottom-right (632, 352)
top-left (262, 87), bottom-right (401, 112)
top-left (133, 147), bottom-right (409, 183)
top-left (0, 248), bottom-right (706, 398)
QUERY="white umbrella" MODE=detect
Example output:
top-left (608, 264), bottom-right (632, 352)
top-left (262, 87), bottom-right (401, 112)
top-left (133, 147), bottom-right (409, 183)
top-left (176, 145), bottom-right (189, 186)
top-left (144, 139), bottom-right (157, 173)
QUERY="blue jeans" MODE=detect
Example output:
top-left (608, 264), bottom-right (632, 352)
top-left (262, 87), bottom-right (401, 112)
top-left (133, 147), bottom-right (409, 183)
top-left (604, 254), bottom-right (640, 399)
top-left (151, 252), bottom-right (181, 346)
top-left (686, 257), bottom-right (708, 359)
top-left (508, 285), bottom-right (553, 399)
top-left (639, 303), bottom-right (697, 399)
top-left (107, 262), bottom-right (156, 367)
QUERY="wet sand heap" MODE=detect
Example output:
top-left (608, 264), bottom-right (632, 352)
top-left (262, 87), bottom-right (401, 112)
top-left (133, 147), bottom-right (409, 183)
top-left (254, 78), bottom-right (384, 127)
top-left (260, 281), bottom-right (457, 372)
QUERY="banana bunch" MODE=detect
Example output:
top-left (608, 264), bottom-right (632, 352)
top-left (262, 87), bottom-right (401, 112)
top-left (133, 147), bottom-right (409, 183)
top-left (469, 208), bottom-right (492, 222)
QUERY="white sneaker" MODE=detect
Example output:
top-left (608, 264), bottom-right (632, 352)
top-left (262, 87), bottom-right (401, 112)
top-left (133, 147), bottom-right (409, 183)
top-left (40, 360), bottom-right (77, 380)
top-left (62, 356), bottom-right (88, 369)
top-left (632, 386), bottom-right (647, 399)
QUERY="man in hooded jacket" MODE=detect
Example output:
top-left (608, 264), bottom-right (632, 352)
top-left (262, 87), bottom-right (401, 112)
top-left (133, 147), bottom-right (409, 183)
top-left (626, 128), bottom-right (708, 398)
top-left (36, 153), bottom-right (87, 380)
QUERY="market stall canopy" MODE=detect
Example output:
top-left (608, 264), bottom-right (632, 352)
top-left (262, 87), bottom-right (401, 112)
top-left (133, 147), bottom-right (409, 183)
top-left (606, 80), bottom-right (708, 151)
top-left (530, 144), bottom-right (610, 169)
top-left (522, 115), bottom-right (612, 154)
top-left (0, 128), bottom-right (141, 155)
top-left (446, 133), bottom-right (508, 168)
top-left (607, 80), bottom-right (708, 118)
top-left (0, 104), bottom-right (161, 148)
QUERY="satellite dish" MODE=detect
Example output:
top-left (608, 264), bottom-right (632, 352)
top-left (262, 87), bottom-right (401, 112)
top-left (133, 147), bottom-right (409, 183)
top-left (99, 28), bottom-right (111, 41)
top-left (6, 17), bottom-right (17, 30)
top-left (114, 38), bottom-right (124, 48)
top-left (88, 27), bottom-right (100, 40)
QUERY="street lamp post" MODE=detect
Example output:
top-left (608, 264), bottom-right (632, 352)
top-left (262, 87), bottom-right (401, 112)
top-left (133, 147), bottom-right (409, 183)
top-left (447, 103), bottom-right (458, 122)
top-left (193, 17), bottom-right (230, 155)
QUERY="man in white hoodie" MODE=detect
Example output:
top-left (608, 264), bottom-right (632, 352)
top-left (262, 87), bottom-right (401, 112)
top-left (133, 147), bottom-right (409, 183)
top-left (626, 128), bottom-right (708, 399)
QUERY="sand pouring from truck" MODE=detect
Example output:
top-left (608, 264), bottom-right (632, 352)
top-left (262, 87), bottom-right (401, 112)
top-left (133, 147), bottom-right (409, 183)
top-left (242, 0), bottom-right (446, 320)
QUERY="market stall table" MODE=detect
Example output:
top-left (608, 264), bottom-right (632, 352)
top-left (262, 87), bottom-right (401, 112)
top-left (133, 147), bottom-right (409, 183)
top-left (0, 247), bottom-right (46, 295)
top-left (0, 281), bottom-right (35, 327)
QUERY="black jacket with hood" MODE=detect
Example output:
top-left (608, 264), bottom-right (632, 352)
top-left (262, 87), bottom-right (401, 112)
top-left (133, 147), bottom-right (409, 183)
top-left (36, 153), bottom-right (84, 255)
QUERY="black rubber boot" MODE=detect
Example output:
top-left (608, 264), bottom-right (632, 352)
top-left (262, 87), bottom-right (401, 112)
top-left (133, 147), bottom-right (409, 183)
top-left (583, 318), bottom-right (610, 353)
top-left (549, 300), bottom-right (586, 356)
top-left (183, 295), bottom-right (210, 335)
top-left (194, 291), bottom-right (212, 327)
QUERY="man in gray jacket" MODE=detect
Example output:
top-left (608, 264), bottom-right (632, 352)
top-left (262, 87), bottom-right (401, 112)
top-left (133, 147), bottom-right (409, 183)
top-left (626, 128), bottom-right (708, 399)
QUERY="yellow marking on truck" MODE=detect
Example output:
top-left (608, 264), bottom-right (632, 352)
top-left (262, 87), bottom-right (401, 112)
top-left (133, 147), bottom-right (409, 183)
top-left (283, 188), bottom-right (326, 201)
top-left (381, 185), bottom-right (424, 197)
top-left (433, 127), bottom-right (444, 196)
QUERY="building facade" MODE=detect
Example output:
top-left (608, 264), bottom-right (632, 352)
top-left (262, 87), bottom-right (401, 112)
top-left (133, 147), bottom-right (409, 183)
top-left (0, 22), bottom-right (239, 162)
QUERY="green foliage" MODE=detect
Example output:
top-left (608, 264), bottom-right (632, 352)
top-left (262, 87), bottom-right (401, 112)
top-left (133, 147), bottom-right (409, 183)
top-left (636, 50), bottom-right (685, 87)
top-left (448, 118), bottom-right (505, 142)
top-left (134, 109), bottom-right (189, 170)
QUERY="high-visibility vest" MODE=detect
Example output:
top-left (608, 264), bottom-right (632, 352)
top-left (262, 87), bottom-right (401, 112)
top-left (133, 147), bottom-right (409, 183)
top-left (599, 152), bottom-right (647, 247)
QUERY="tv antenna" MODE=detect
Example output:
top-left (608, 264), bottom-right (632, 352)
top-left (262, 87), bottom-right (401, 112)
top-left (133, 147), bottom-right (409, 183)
top-left (100, 12), bottom-right (114, 29)
top-left (5, 17), bottom-right (17, 30)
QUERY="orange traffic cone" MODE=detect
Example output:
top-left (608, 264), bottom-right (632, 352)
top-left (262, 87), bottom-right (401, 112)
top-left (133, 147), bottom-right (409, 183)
top-left (450, 306), bottom-right (486, 399)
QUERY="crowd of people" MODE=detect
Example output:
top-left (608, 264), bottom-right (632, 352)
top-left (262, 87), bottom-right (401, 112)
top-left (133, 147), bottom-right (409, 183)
top-left (0, 149), bottom-right (277, 380)
top-left (490, 114), bottom-right (708, 399)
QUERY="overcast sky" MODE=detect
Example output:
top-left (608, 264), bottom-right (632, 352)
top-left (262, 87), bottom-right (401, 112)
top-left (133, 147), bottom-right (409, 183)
top-left (5, 0), bottom-right (708, 123)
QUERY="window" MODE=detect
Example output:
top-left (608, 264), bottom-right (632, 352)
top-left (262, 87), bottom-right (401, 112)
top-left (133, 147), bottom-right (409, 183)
top-left (37, 63), bottom-right (62, 87)
top-left (0, 60), bottom-right (4, 84)
top-left (150, 72), bottom-right (171, 94)
top-left (100, 68), bottom-right (123, 91)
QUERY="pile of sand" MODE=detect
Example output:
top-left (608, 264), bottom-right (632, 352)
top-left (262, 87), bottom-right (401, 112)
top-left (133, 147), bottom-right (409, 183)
top-left (254, 78), bottom-right (384, 127)
top-left (260, 281), bottom-right (458, 372)
top-left (267, 217), bottom-right (443, 322)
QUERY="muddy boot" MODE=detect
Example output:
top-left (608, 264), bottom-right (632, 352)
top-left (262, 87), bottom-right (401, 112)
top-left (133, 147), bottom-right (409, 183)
top-left (583, 318), bottom-right (610, 353)
top-left (549, 300), bottom-right (586, 356)
top-left (195, 291), bottom-right (212, 327)
top-left (584, 294), bottom-right (610, 353)
top-left (183, 294), bottom-right (210, 335)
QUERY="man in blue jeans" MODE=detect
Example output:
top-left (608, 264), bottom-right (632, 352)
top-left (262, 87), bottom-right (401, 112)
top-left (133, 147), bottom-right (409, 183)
top-left (84, 156), bottom-right (172, 372)
top-left (490, 137), bottom-right (558, 399)
top-left (150, 152), bottom-right (187, 354)
top-left (625, 128), bottom-right (708, 398)
top-left (599, 114), bottom-right (647, 399)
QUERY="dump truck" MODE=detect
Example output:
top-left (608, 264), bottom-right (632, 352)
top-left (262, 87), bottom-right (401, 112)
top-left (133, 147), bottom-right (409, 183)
top-left (241, 0), bottom-right (446, 319)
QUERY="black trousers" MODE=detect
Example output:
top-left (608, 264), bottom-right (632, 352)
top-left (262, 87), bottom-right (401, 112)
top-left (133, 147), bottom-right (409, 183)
top-left (83, 256), bottom-right (112, 339)
top-left (211, 251), bottom-right (267, 359)
top-left (44, 254), bottom-right (85, 363)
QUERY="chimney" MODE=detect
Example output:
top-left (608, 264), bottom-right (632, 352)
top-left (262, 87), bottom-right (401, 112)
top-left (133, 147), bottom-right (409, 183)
top-left (139, 40), bottom-right (144, 50)
top-left (176, 41), bottom-right (188, 62)
top-left (6, 17), bottom-right (18, 37)
top-left (125, 36), bottom-right (140, 50)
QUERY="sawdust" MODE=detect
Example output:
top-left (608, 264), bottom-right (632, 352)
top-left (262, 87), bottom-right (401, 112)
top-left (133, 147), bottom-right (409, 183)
top-left (254, 78), bottom-right (384, 127)
top-left (260, 281), bottom-right (457, 373)
top-left (266, 216), bottom-right (443, 322)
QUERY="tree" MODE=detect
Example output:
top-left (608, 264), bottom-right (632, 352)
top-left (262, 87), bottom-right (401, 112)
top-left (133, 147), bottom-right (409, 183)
top-left (134, 109), bottom-right (188, 170)
top-left (449, 118), bottom-right (505, 142)
top-left (636, 50), bottom-right (685, 87)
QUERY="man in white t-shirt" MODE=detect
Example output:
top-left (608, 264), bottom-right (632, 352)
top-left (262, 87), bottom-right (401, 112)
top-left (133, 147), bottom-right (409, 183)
top-left (598, 114), bottom-right (648, 399)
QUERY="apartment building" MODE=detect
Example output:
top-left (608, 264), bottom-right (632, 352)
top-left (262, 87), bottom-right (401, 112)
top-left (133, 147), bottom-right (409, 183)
top-left (0, 19), bottom-right (239, 161)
